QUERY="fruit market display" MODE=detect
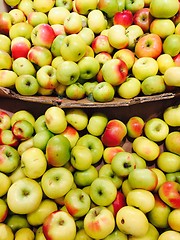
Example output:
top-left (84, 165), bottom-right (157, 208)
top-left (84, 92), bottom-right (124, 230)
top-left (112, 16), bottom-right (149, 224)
top-left (0, 0), bottom-right (180, 103)
top-left (0, 103), bottom-right (180, 239)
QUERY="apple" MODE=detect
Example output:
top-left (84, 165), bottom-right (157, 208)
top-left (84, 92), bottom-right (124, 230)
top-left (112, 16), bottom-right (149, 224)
top-left (34, 115), bottom-right (48, 133)
top-left (51, 24), bottom-right (66, 37)
top-left (163, 104), bottom-right (180, 127)
top-left (33, 0), bottom-right (56, 12)
top-left (168, 209), bottom-right (180, 231)
top-left (126, 116), bottom-right (145, 139)
top-left (108, 25), bottom-right (129, 50)
top-left (43, 210), bottom-right (76, 240)
top-left (132, 153), bottom-right (147, 169)
top-left (7, 177), bottom-right (43, 214)
top-left (103, 146), bottom-right (125, 164)
top-left (90, 177), bottom-right (117, 206)
top-left (164, 66), bottom-right (180, 87)
top-left (128, 223), bottom-right (159, 240)
top-left (46, 134), bottom-right (71, 167)
top-left (113, 48), bottom-right (135, 70)
top-left (27, 199), bottom-right (58, 227)
top-left (126, 189), bottom-right (155, 213)
top-left (144, 74), bottom-right (168, 96)
top-left (108, 191), bottom-right (126, 216)
top-left (0, 70), bottom-right (17, 89)
top-left (78, 56), bottom-right (100, 80)
top-left (133, 8), bottom-right (153, 32)
top-left (83, 81), bottom-right (98, 96)
top-left (97, 0), bottom-right (119, 18)
top-left (35, 226), bottom-right (46, 240)
top-left (0, 145), bottom-right (20, 174)
top-left (17, 0), bottom-right (34, 17)
top-left (60, 34), bottom-right (86, 62)
top-left (70, 145), bottom-right (93, 171)
top-left (0, 223), bottom-right (14, 240)
top-left (173, 53), bottom-right (180, 66)
top-left (56, 60), bottom-right (80, 86)
top-left (0, 12), bottom-right (12, 36)
top-left (158, 230), bottom-right (180, 240)
top-left (151, 168), bottom-right (167, 192)
top-left (116, 206), bottom-right (149, 237)
top-left (12, 57), bottom-right (36, 76)
top-left (0, 34), bottom-right (11, 53)
top-left (60, 125), bottom-right (79, 148)
top-left (14, 228), bottom-right (35, 240)
top-left (150, 0), bottom-right (179, 18)
top-left (157, 152), bottom-right (180, 173)
top-left (74, 165), bottom-right (98, 188)
top-left (113, 10), bottom-right (133, 28)
top-left (144, 117), bottom-right (169, 142)
top-left (117, 77), bottom-right (141, 99)
top-left (78, 28), bottom-right (94, 47)
top-left (12, 119), bottom-right (34, 141)
top-left (150, 19), bottom-right (176, 39)
top-left (84, 206), bottom-right (115, 239)
top-left (64, 12), bottom-right (83, 34)
top-left (125, 0), bottom-right (144, 13)
top-left (165, 131), bottom-right (180, 155)
top-left (147, 193), bottom-right (171, 228)
top-left (0, 172), bottom-right (11, 197)
top-left (99, 163), bottom-right (123, 189)
top-left (175, 21), bottom-right (180, 34)
top-left (6, 214), bottom-right (30, 232)
top-left (128, 168), bottom-right (158, 191)
top-left (15, 74), bottom-right (39, 96)
top-left (101, 119), bottom-right (127, 147)
top-left (87, 112), bottom-right (108, 137)
top-left (111, 152), bottom-right (136, 178)
top-left (11, 110), bottom-right (35, 128)
top-left (74, 0), bottom-right (99, 15)
top-left (9, 22), bottom-right (33, 40)
top-left (91, 35), bottom-right (114, 54)
top-left (36, 65), bottom-right (58, 90)
top-left (104, 227), bottom-right (128, 240)
top-left (27, 11), bottom-right (48, 27)
top-left (0, 198), bottom-right (8, 223)
top-left (48, 6), bottom-right (70, 25)
top-left (51, 34), bottom-right (66, 57)
top-left (92, 82), bottom-right (115, 102)
top-left (65, 82), bottom-right (86, 100)
top-left (51, 56), bottom-right (65, 69)
top-left (135, 33), bottom-right (163, 59)
top-left (64, 188), bottom-right (91, 218)
top-left (132, 136), bottom-right (160, 162)
top-left (76, 133), bottom-right (104, 164)
top-left (28, 46), bottom-right (53, 67)
top-left (121, 179), bottom-right (133, 197)
top-left (126, 24), bottom-right (144, 49)
top-left (0, 110), bottom-right (11, 131)
top-left (41, 167), bottom-right (74, 199)
top-left (0, 50), bottom-right (12, 70)
top-left (75, 228), bottom-right (93, 240)
top-left (11, 36), bottom-right (31, 60)
top-left (0, 129), bottom-right (19, 147)
top-left (65, 108), bottom-right (88, 131)
top-left (163, 34), bottom-right (180, 57)
top-left (157, 53), bottom-right (175, 74)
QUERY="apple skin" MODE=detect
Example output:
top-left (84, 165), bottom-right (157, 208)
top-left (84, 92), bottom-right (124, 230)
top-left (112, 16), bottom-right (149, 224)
top-left (91, 35), bottom-right (114, 54)
top-left (0, 12), bottom-right (12, 36)
top-left (65, 108), bottom-right (88, 131)
top-left (11, 37), bottom-right (31, 59)
top-left (150, 19), bottom-right (176, 39)
top-left (168, 208), bottom-right (180, 231)
top-left (74, 0), bottom-right (99, 15)
top-left (60, 125), bottom-right (79, 148)
top-left (157, 53), bottom-right (175, 74)
top-left (126, 116), bottom-right (145, 139)
top-left (164, 66), bottom-right (180, 87)
top-left (157, 152), bottom-right (180, 173)
top-left (0, 172), bottom-right (11, 197)
top-left (87, 112), bottom-right (108, 137)
top-left (151, 168), bottom-right (167, 192)
top-left (103, 146), bottom-right (125, 164)
top-left (113, 10), bottom-right (133, 28)
top-left (0, 223), bottom-right (14, 240)
top-left (108, 25), bottom-right (129, 50)
top-left (113, 48), bottom-right (135, 70)
top-left (126, 24), bottom-right (144, 50)
top-left (28, 46), bottom-right (53, 67)
top-left (0, 129), bottom-right (19, 147)
top-left (15, 75), bottom-right (39, 96)
top-left (101, 119), bottom-right (127, 147)
top-left (0, 34), bottom-right (11, 53)
top-left (66, 82), bottom-right (86, 100)
top-left (117, 77), bottom-right (141, 99)
top-left (14, 228), bottom-right (35, 240)
top-left (173, 53), bottom-right (180, 66)
top-left (158, 181), bottom-right (180, 209)
top-left (12, 120), bottom-right (34, 141)
top-left (0, 110), bottom-right (11, 131)
top-left (9, 22), bottom-right (33, 40)
top-left (97, 0), bottom-right (119, 18)
top-left (150, 0), bottom-right (179, 18)
top-left (163, 103), bottom-right (180, 127)
top-left (33, 0), bottom-right (56, 13)
top-left (158, 230), bottom-right (180, 240)
top-left (27, 11), bottom-right (48, 27)
top-left (0, 50), bottom-right (12, 70)
top-left (141, 75), bottom-right (166, 96)
top-left (165, 131), bottom-right (180, 155)
top-left (163, 34), bottom-right (180, 57)
top-left (92, 82), bottom-right (115, 103)
top-left (6, 214), bottom-right (30, 233)
top-left (0, 198), bottom-right (8, 223)
top-left (133, 8), bottom-right (153, 33)
top-left (108, 191), bottom-right (126, 216)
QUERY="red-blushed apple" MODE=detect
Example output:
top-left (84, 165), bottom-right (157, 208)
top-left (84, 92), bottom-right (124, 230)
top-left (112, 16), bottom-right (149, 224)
top-left (84, 206), bottom-right (115, 239)
top-left (0, 129), bottom-right (19, 147)
top-left (27, 11), bottom-right (48, 27)
top-left (60, 125), bottom-right (79, 148)
top-left (11, 37), bottom-right (31, 60)
top-left (113, 48), bottom-right (135, 70)
top-left (113, 10), bottom-right (133, 28)
top-left (0, 12), bottom-right (12, 36)
top-left (91, 35), bottom-right (114, 54)
top-left (126, 116), bottom-right (145, 139)
top-left (10, 109), bottom-right (35, 128)
top-left (128, 168), bottom-right (158, 191)
top-left (28, 46), bottom-right (53, 67)
top-left (135, 33), bottom-right (163, 59)
top-left (133, 8), bottom-right (153, 33)
top-left (158, 181), bottom-right (180, 209)
top-left (0, 198), bottom-right (8, 223)
top-left (116, 206), bottom-right (149, 237)
top-left (0, 110), bottom-right (11, 131)
top-left (101, 119), bottom-right (127, 147)
top-left (12, 120), bottom-right (34, 141)
top-left (42, 210), bottom-right (76, 240)
top-left (108, 191), bottom-right (126, 216)
top-left (51, 24), bottom-right (66, 37)
top-left (173, 53), bottom-right (180, 66)
top-left (147, 193), bottom-right (171, 229)
top-left (103, 146), bottom-right (125, 164)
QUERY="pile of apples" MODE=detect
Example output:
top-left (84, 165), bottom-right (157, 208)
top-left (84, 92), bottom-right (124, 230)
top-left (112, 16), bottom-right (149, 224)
top-left (0, 102), bottom-right (180, 239)
top-left (0, 0), bottom-right (180, 102)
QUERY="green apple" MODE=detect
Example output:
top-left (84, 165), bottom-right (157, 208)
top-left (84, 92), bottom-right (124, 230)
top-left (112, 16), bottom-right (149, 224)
top-left (157, 152), bottom-right (180, 173)
top-left (0, 223), bottom-right (14, 240)
top-left (74, 0), bottom-right (98, 15)
top-left (0, 34), bottom-right (11, 53)
top-left (46, 134), bottom-right (71, 167)
top-left (6, 214), bottom-right (30, 232)
top-left (87, 112), bottom-right (108, 136)
top-left (164, 66), bottom-right (180, 87)
top-left (12, 57), bottom-right (36, 76)
top-left (144, 117), bottom-right (169, 142)
top-left (111, 152), bottom-right (136, 177)
top-left (0, 50), bottom-right (12, 70)
top-left (51, 35), bottom-right (66, 57)
top-left (128, 168), bottom-right (158, 191)
top-left (92, 82), bottom-right (115, 102)
top-left (74, 165), bottom-right (98, 188)
top-left (78, 27), bottom-right (95, 46)
top-left (157, 54), bottom-right (175, 74)
top-left (76, 134), bottom-right (104, 164)
top-left (35, 226), bottom-right (46, 240)
top-left (27, 199), bottom-right (58, 226)
top-left (163, 104), bottom-right (180, 127)
top-left (78, 56), bottom-right (100, 80)
top-left (132, 136), bottom-right (160, 162)
top-left (125, 0), bottom-right (144, 13)
top-left (121, 179), bottom-right (133, 197)
top-left (131, 153), bottom-right (147, 169)
top-left (126, 189), bottom-right (155, 213)
top-left (117, 77), bottom-right (141, 99)
top-left (90, 177), bottom-right (117, 206)
top-left (84, 206), bottom-right (115, 239)
top-left (14, 228), bottom-right (35, 240)
top-left (27, 11), bottom-right (48, 27)
top-left (126, 24), bottom-right (144, 50)
top-left (56, 0), bottom-right (73, 10)
top-left (168, 209), bottom-right (180, 232)
top-left (83, 81), bottom-right (98, 97)
top-left (163, 34), bottom-right (180, 57)
top-left (48, 6), bottom-right (70, 25)
top-left (70, 145), bottom-right (93, 171)
top-left (64, 188), bottom-right (91, 218)
top-left (158, 230), bottom-right (180, 240)
top-left (116, 206), bottom-right (149, 237)
top-left (7, 177), bottom-right (43, 214)
top-left (33, 0), bottom-right (56, 12)
top-left (165, 131), bottom-right (180, 155)
top-left (33, 129), bottom-right (53, 151)
top-left (64, 12), bottom-right (83, 34)
top-left (91, 35), bottom-right (114, 55)
top-left (97, 0), bottom-right (119, 18)
top-left (0, 70), bottom-right (17, 88)
top-left (104, 227), bottom-right (128, 240)
top-left (9, 22), bottom-right (33, 40)
top-left (75, 228), bottom-right (93, 240)
top-left (56, 60), bottom-right (80, 86)
top-left (65, 82), bottom-right (85, 100)
top-left (15, 74), bottom-right (39, 96)
top-left (150, 0), bottom-right (179, 18)
top-left (65, 108), bottom-right (88, 131)
top-left (34, 115), bottom-right (48, 133)
top-left (108, 25), bottom-right (129, 49)
top-left (60, 34), bottom-right (86, 62)
top-left (0, 172), bottom-right (11, 197)
top-left (150, 19), bottom-right (175, 39)
top-left (87, 9), bottom-right (107, 34)
top-left (141, 75), bottom-right (166, 96)
top-left (41, 167), bottom-right (74, 199)
top-left (128, 223), bottom-right (159, 240)
top-left (132, 57), bottom-right (159, 81)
